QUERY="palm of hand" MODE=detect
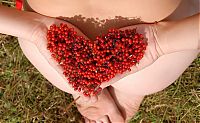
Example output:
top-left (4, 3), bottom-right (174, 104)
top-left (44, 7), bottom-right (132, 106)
top-left (24, 17), bottom-right (89, 95)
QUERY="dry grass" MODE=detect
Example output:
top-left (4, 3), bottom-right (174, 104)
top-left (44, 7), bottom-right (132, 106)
top-left (1, 33), bottom-right (199, 123)
top-left (0, 1), bottom-right (200, 122)
top-left (0, 34), bottom-right (84, 123)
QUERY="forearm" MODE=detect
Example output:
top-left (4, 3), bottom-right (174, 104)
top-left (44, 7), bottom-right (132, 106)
top-left (155, 13), bottom-right (200, 54)
top-left (0, 5), bottom-right (46, 40)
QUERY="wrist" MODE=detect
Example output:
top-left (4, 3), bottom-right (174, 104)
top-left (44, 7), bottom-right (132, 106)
top-left (154, 14), bottom-right (200, 54)
top-left (13, 10), bottom-right (49, 42)
top-left (0, 5), bottom-right (47, 41)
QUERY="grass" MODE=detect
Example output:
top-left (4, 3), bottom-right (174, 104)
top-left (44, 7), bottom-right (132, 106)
top-left (0, 35), bottom-right (83, 122)
top-left (1, 33), bottom-right (200, 123)
top-left (0, 1), bottom-right (200, 122)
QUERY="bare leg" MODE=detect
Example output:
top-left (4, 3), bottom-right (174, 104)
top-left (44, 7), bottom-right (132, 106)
top-left (108, 86), bottom-right (144, 122)
top-left (111, 14), bottom-right (199, 95)
top-left (108, 14), bottom-right (199, 122)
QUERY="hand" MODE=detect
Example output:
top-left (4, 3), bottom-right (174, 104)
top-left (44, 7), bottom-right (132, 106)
top-left (102, 15), bottom-right (199, 95)
top-left (73, 88), bottom-right (124, 123)
top-left (18, 16), bottom-right (93, 97)
top-left (100, 23), bottom-right (164, 89)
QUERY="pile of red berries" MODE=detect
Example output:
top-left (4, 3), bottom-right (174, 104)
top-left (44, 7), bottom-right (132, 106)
top-left (47, 23), bottom-right (147, 96)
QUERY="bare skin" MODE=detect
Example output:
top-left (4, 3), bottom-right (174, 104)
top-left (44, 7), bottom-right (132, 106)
top-left (0, 0), bottom-right (199, 122)
top-left (26, 0), bottom-right (181, 21)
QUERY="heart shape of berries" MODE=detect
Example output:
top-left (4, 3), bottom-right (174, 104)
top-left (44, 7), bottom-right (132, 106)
top-left (47, 23), bottom-right (147, 96)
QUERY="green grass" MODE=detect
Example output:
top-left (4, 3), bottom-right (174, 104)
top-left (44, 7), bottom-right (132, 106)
top-left (0, 1), bottom-right (200, 122)
top-left (0, 35), bottom-right (83, 122)
top-left (1, 34), bottom-right (199, 123)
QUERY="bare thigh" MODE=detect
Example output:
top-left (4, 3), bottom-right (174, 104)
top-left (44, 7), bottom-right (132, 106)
top-left (18, 38), bottom-right (72, 93)
top-left (111, 50), bottom-right (199, 95)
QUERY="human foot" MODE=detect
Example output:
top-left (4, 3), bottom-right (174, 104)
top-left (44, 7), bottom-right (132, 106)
top-left (73, 88), bottom-right (124, 123)
top-left (108, 86), bottom-right (144, 122)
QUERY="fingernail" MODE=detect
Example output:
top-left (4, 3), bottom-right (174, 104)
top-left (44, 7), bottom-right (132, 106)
top-left (82, 96), bottom-right (90, 102)
top-left (90, 96), bottom-right (98, 103)
top-left (84, 117), bottom-right (89, 123)
top-left (96, 120), bottom-right (102, 123)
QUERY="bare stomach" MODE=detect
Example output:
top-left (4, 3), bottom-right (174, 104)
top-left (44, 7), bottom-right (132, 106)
top-left (25, 0), bottom-right (199, 39)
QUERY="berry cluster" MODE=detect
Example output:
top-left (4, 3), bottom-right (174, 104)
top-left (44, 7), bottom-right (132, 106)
top-left (47, 23), bottom-right (147, 96)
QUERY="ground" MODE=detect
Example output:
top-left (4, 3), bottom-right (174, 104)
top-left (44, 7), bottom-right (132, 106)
top-left (0, 1), bottom-right (200, 123)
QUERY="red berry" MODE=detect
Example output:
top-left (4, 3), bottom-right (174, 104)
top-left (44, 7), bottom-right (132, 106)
top-left (46, 24), bottom-right (147, 96)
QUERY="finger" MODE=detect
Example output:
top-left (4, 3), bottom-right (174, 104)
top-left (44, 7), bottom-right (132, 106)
top-left (108, 111), bottom-right (125, 123)
top-left (53, 20), bottom-right (89, 40)
top-left (84, 117), bottom-right (90, 123)
top-left (73, 94), bottom-right (98, 107)
top-left (73, 93), bottom-right (90, 102)
top-left (85, 117), bottom-right (96, 123)
top-left (89, 95), bottom-right (98, 103)
top-left (96, 120), bottom-right (103, 123)
top-left (81, 107), bottom-right (99, 120)
top-left (97, 115), bottom-right (110, 123)
top-left (89, 120), bottom-right (96, 123)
